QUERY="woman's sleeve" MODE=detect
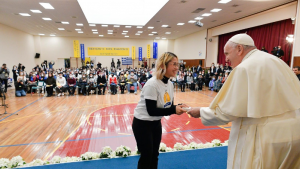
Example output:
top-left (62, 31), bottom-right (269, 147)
top-left (143, 85), bottom-right (176, 116)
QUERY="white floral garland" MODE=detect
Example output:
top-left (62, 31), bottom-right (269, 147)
top-left (0, 140), bottom-right (228, 168)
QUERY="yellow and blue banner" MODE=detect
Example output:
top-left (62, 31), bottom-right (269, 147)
top-left (147, 44), bottom-right (151, 58)
top-left (138, 47), bottom-right (142, 61)
top-left (88, 47), bottom-right (129, 56)
top-left (153, 42), bottom-right (158, 59)
top-left (132, 46), bottom-right (136, 60)
top-left (73, 40), bottom-right (80, 58)
top-left (80, 44), bottom-right (85, 61)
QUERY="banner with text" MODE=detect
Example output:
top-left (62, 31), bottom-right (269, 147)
top-left (132, 46), bottom-right (136, 60)
top-left (153, 42), bottom-right (157, 59)
top-left (88, 47), bottom-right (129, 56)
top-left (138, 47), bottom-right (142, 61)
top-left (122, 57), bottom-right (132, 65)
top-left (147, 44), bottom-right (151, 58)
top-left (73, 40), bottom-right (80, 58)
top-left (80, 44), bottom-right (85, 61)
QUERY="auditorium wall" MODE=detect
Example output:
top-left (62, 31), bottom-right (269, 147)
top-left (291, 0), bottom-right (300, 67)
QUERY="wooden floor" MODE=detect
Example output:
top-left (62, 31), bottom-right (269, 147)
top-left (0, 87), bottom-right (230, 162)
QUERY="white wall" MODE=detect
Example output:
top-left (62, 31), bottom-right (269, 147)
top-left (0, 23), bottom-right (36, 72)
top-left (174, 29), bottom-right (207, 60)
top-left (291, 1), bottom-right (300, 67)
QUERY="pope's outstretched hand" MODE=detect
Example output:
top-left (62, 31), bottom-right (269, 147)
top-left (187, 107), bottom-right (201, 118)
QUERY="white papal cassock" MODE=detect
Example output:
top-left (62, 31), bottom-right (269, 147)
top-left (200, 49), bottom-right (300, 169)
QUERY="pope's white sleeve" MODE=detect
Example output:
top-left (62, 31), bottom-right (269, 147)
top-left (200, 107), bottom-right (238, 126)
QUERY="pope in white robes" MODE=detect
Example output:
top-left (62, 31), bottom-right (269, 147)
top-left (188, 34), bottom-right (300, 169)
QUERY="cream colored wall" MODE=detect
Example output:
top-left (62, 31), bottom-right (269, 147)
top-left (291, 1), bottom-right (300, 67)
top-left (206, 2), bottom-right (297, 67)
top-left (0, 23), bottom-right (36, 72)
top-left (174, 29), bottom-right (207, 60)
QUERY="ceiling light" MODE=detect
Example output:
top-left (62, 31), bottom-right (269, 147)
top-left (202, 13), bottom-right (212, 16)
top-left (42, 18), bottom-right (51, 20)
top-left (19, 13), bottom-right (31, 16)
top-left (137, 31), bottom-right (143, 33)
top-left (125, 36), bottom-right (129, 38)
top-left (50, 34), bottom-right (56, 36)
top-left (76, 23), bottom-right (83, 26)
top-left (99, 35), bottom-right (104, 37)
top-left (125, 26), bottom-right (131, 28)
top-left (39, 34), bottom-right (45, 36)
top-left (108, 30), bottom-right (113, 32)
top-left (161, 25), bottom-right (168, 27)
top-left (114, 25), bottom-right (120, 27)
top-left (195, 17), bottom-right (203, 20)
top-left (152, 32), bottom-right (157, 34)
top-left (77, 0), bottom-right (169, 26)
top-left (92, 29), bottom-right (97, 31)
top-left (149, 34), bottom-right (153, 36)
top-left (78, 31), bottom-right (83, 33)
top-left (137, 26), bottom-right (143, 28)
top-left (123, 30), bottom-right (128, 32)
top-left (89, 24), bottom-right (96, 26)
top-left (218, 0), bottom-right (231, 4)
top-left (75, 29), bottom-right (81, 31)
top-left (102, 25), bottom-right (108, 27)
top-left (108, 32), bottom-right (113, 34)
top-left (211, 8), bottom-right (222, 12)
top-left (135, 33), bottom-right (140, 35)
top-left (156, 37), bottom-right (160, 39)
top-left (93, 32), bottom-right (98, 34)
top-left (58, 28), bottom-right (65, 30)
top-left (39, 3), bottom-right (54, 9)
top-left (188, 20), bottom-right (196, 23)
top-left (177, 23), bottom-right (184, 25)
top-left (148, 27), bottom-right (154, 29)
top-left (122, 33), bottom-right (127, 35)
top-left (162, 38), bottom-right (166, 39)
top-left (61, 21), bottom-right (69, 24)
top-left (30, 10), bottom-right (42, 13)
top-left (165, 32), bottom-right (171, 34)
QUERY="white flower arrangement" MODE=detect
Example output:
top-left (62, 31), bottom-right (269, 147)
top-left (0, 158), bottom-right (11, 169)
top-left (173, 143), bottom-right (184, 151)
top-left (115, 145), bottom-right (131, 157)
top-left (81, 152), bottom-right (99, 161)
top-left (100, 146), bottom-right (113, 158)
top-left (159, 143), bottom-right (167, 152)
top-left (2, 140), bottom-right (228, 168)
top-left (49, 156), bottom-right (61, 164)
top-left (9, 156), bottom-right (25, 168)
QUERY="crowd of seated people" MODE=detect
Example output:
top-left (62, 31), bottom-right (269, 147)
top-left (10, 61), bottom-right (154, 97)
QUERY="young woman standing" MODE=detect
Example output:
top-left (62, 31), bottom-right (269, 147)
top-left (132, 52), bottom-right (187, 169)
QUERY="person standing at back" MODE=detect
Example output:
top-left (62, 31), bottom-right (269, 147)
top-left (0, 64), bottom-right (10, 93)
top-left (132, 52), bottom-right (187, 169)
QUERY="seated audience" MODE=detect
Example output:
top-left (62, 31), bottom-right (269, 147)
top-left (87, 73), bottom-right (97, 95)
top-left (196, 74), bottom-right (204, 91)
top-left (213, 76), bottom-right (223, 92)
top-left (127, 71), bottom-right (138, 95)
top-left (67, 73), bottom-right (76, 96)
top-left (56, 72), bottom-right (67, 96)
top-left (97, 71), bottom-right (106, 95)
top-left (139, 72), bottom-right (147, 88)
top-left (28, 74), bottom-right (38, 94)
top-left (79, 73), bottom-right (88, 96)
top-left (118, 72), bottom-right (127, 94)
top-left (186, 73), bottom-right (194, 91)
top-left (15, 76), bottom-right (26, 97)
top-left (209, 75), bottom-right (216, 90)
top-left (109, 72), bottom-right (118, 95)
top-left (205, 70), bottom-right (212, 87)
top-left (45, 72), bottom-right (56, 97)
top-left (293, 66), bottom-right (300, 81)
top-left (177, 72), bottom-right (186, 92)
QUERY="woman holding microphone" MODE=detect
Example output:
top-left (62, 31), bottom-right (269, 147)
top-left (132, 52), bottom-right (187, 169)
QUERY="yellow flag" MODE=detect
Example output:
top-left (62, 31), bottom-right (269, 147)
top-left (132, 46), bottom-right (136, 60)
top-left (73, 40), bottom-right (80, 58)
top-left (147, 44), bottom-right (151, 58)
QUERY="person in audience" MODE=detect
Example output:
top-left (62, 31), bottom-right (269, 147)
top-left (127, 71), bottom-right (138, 95)
top-left (79, 73), bottom-right (88, 96)
top-left (210, 63), bottom-right (216, 74)
top-left (12, 65), bottom-right (18, 85)
top-left (0, 64), bottom-right (10, 93)
top-left (45, 72), bottom-right (56, 97)
top-left (213, 76), bottom-right (223, 92)
top-left (97, 62), bottom-right (102, 69)
top-left (152, 62), bottom-right (155, 69)
top-left (261, 46), bottom-right (268, 53)
top-left (139, 72), bottom-right (147, 88)
top-left (15, 77), bottom-right (26, 97)
top-left (87, 73), bottom-right (97, 95)
top-left (205, 70), bottom-right (211, 87)
top-left (109, 72), bottom-right (118, 95)
top-left (28, 74), bottom-right (38, 94)
top-left (197, 74), bottom-right (204, 91)
top-left (119, 72), bottom-right (127, 94)
top-left (179, 62), bottom-right (185, 70)
top-left (18, 63), bottom-right (25, 72)
top-left (67, 73), bottom-right (76, 96)
top-left (224, 62), bottom-right (232, 72)
top-left (186, 73), bottom-right (193, 90)
top-left (91, 61), bottom-right (94, 68)
top-left (197, 63), bottom-right (202, 72)
top-left (41, 61), bottom-right (47, 71)
top-left (177, 72), bottom-right (185, 92)
top-left (56, 72), bottom-right (67, 97)
top-left (276, 45), bottom-right (284, 59)
top-left (97, 71), bottom-right (107, 95)
top-left (293, 66), bottom-right (300, 81)
top-left (209, 75), bottom-right (216, 90)
top-left (49, 61), bottom-right (55, 69)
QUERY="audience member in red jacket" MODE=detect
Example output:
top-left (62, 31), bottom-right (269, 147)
top-left (67, 74), bottom-right (76, 96)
